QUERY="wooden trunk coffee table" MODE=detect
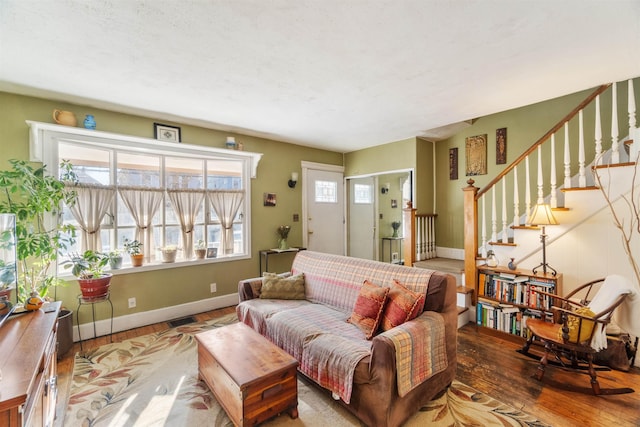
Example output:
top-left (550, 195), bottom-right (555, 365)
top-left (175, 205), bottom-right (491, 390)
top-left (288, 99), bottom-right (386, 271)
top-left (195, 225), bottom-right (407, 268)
top-left (196, 322), bottom-right (299, 426)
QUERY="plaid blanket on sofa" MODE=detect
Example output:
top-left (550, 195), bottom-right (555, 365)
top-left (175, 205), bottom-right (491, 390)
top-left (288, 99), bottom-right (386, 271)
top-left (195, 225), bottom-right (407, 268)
top-left (381, 311), bottom-right (448, 397)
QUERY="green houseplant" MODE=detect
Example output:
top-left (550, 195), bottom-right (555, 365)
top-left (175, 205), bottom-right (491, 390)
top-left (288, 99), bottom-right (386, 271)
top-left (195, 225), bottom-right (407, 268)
top-left (194, 239), bottom-right (206, 259)
top-left (124, 238), bottom-right (144, 267)
top-left (107, 249), bottom-right (123, 270)
top-left (63, 250), bottom-right (112, 299)
top-left (0, 159), bottom-right (78, 302)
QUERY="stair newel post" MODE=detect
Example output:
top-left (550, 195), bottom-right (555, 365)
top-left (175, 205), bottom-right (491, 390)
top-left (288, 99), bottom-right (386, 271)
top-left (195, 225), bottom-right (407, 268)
top-left (564, 122), bottom-right (572, 189)
top-left (481, 194), bottom-right (487, 258)
top-left (550, 134), bottom-right (558, 208)
top-left (402, 201), bottom-right (416, 267)
top-left (463, 180), bottom-right (479, 303)
top-left (578, 109), bottom-right (587, 187)
top-left (595, 94), bottom-right (603, 165)
top-left (611, 82), bottom-right (620, 163)
top-left (628, 79), bottom-right (636, 148)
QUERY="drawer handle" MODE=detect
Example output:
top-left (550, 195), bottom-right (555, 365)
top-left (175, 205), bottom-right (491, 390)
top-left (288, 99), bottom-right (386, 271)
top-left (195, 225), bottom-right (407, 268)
top-left (262, 383), bottom-right (283, 399)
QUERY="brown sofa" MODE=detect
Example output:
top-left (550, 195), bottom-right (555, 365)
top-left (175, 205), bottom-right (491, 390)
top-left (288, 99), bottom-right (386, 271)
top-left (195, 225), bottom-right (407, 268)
top-left (237, 251), bottom-right (457, 427)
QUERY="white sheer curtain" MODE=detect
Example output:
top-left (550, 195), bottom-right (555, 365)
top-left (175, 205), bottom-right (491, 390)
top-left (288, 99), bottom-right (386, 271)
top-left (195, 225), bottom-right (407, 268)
top-left (166, 189), bottom-right (205, 260)
top-left (208, 190), bottom-right (244, 255)
top-left (65, 184), bottom-right (116, 252)
top-left (119, 187), bottom-right (164, 261)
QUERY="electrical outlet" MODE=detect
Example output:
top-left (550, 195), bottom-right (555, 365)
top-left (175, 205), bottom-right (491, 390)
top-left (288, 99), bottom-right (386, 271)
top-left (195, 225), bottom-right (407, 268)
top-left (210, 282), bottom-right (217, 293)
top-left (128, 297), bottom-right (136, 308)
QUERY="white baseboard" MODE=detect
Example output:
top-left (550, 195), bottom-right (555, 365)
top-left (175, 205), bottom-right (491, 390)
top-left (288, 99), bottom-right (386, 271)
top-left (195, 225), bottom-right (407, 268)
top-left (436, 247), bottom-right (464, 260)
top-left (73, 293), bottom-right (239, 342)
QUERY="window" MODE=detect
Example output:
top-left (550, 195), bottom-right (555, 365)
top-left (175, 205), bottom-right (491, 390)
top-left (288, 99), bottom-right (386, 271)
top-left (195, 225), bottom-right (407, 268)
top-left (314, 180), bottom-right (337, 203)
top-left (31, 121), bottom-right (261, 270)
top-left (353, 183), bottom-right (373, 204)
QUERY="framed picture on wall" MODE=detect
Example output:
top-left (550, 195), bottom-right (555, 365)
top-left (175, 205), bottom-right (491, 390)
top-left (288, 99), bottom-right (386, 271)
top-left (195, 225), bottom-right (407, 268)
top-left (449, 147), bottom-right (458, 180)
top-left (154, 123), bottom-right (181, 143)
top-left (264, 192), bottom-right (276, 206)
top-left (496, 128), bottom-right (507, 164)
top-left (465, 134), bottom-right (487, 176)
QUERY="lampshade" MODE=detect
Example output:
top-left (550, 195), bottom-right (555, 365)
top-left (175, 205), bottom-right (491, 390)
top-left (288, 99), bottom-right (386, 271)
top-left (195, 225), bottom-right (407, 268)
top-left (527, 203), bottom-right (558, 226)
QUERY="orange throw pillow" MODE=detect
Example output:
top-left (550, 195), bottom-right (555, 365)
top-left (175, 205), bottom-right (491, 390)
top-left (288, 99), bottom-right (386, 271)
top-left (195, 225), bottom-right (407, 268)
top-left (381, 280), bottom-right (426, 331)
top-left (348, 280), bottom-right (390, 339)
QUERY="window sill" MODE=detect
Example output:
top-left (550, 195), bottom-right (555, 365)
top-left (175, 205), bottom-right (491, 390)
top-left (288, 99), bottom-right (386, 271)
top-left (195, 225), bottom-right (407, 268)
top-left (58, 254), bottom-right (250, 280)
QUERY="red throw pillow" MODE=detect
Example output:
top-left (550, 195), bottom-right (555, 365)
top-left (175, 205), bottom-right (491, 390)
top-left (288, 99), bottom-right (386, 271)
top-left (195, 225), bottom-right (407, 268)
top-left (348, 280), bottom-right (390, 339)
top-left (381, 280), bottom-right (426, 331)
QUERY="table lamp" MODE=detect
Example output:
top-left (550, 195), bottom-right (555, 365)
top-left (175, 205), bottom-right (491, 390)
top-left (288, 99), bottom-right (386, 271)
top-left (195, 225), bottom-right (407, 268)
top-left (527, 203), bottom-right (558, 276)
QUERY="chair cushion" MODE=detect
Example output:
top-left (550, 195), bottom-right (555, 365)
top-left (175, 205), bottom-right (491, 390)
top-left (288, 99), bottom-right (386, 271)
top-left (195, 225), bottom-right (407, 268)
top-left (260, 273), bottom-right (305, 299)
top-left (558, 306), bottom-right (596, 343)
top-left (347, 280), bottom-right (389, 339)
top-left (380, 280), bottom-right (425, 331)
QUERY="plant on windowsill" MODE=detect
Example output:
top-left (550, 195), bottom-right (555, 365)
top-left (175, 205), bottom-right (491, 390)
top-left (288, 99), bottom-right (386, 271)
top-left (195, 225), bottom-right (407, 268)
top-left (107, 249), bottom-right (123, 270)
top-left (194, 240), bottom-right (207, 260)
top-left (63, 250), bottom-right (112, 300)
top-left (124, 238), bottom-right (144, 267)
top-left (0, 159), bottom-right (78, 304)
top-left (160, 244), bottom-right (178, 263)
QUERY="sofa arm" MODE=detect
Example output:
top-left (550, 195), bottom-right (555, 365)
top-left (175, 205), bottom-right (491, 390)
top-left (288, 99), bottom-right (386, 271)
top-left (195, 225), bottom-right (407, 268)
top-left (238, 271), bottom-right (292, 301)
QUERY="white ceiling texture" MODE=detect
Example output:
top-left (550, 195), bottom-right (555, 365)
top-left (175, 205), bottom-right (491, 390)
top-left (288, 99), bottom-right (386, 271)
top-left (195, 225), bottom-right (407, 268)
top-left (1, 1), bottom-right (640, 153)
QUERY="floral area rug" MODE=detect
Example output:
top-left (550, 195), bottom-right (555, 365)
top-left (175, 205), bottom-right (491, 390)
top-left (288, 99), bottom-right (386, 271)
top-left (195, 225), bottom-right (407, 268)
top-left (65, 313), bottom-right (551, 427)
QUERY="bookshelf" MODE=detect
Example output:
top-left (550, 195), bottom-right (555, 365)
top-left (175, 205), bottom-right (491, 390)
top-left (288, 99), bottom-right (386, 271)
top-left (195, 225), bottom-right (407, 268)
top-left (476, 266), bottom-right (563, 341)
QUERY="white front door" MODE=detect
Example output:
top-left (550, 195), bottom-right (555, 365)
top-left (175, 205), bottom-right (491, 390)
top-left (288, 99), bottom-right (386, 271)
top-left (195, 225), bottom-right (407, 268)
top-left (302, 162), bottom-right (345, 255)
top-left (348, 177), bottom-right (376, 260)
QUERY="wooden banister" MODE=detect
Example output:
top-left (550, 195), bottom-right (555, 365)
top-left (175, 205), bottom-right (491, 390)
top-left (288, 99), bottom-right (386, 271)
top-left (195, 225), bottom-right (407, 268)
top-left (476, 84), bottom-right (611, 200)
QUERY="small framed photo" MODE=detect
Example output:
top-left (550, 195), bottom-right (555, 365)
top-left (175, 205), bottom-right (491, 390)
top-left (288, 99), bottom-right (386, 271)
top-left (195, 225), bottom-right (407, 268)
top-left (264, 192), bottom-right (277, 207)
top-left (206, 247), bottom-right (218, 258)
top-left (496, 128), bottom-right (507, 165)
top-left (154, 123), bottom-right (181, 143)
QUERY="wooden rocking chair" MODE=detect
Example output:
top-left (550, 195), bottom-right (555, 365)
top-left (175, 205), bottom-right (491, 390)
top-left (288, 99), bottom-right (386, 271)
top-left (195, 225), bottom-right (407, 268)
top-left (521, 275), bottom-right (635, 395)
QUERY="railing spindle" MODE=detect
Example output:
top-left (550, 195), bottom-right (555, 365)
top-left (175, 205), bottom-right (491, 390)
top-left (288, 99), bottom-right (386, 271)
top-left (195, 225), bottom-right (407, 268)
top-left (595, 95), bottom-right (603, 165)
top-left (629, 79), bottom-right (636, 144)
top-left (501, 176), bottom-right (508, 243)
top-left (578, 110), bottom-right (587, 187)
top-left (564, 122), bottom-right (572, 188)
top-left (550, 134), bottom-right (558, 207)
top-left (611, 82), bottom-right (619, 163)
top-left (513, 165), bottom-right (520, 228)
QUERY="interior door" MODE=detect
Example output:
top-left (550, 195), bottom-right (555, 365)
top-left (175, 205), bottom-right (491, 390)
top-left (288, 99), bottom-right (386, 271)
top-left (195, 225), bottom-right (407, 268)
top-left (348, 177), bottom-right (376, 260)
top-left (303, 165), bottom-right (345, 255)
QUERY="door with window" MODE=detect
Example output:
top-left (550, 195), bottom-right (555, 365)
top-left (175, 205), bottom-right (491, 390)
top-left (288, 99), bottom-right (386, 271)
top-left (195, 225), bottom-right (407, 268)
top-left (348, 177), bottom-right (376, 260)
top-left (303, 163), bottom-right (344, 255)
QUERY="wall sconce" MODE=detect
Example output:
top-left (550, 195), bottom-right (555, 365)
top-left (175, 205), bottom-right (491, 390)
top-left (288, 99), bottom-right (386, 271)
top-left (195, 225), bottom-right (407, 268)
top-left (526, 203), bottom-right (559, 276)
top-left (381, 183), bottom-right (390, 194)
top-left (288, 172), bottom-right (298, 188)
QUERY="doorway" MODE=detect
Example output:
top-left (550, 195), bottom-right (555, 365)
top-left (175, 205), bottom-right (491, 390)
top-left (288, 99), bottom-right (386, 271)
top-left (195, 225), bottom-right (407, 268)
top-left (346, 169), bottom-right (413, 262)
top-left (302, 162), bottom-right (345, 255)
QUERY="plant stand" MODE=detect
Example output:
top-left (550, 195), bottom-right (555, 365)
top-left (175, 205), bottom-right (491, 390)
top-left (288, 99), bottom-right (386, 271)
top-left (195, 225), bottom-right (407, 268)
top-left (76, 292), bottom-right (113, 351)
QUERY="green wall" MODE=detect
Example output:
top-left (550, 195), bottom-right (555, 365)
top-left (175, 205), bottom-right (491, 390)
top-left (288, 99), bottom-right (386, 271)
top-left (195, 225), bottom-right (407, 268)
top-left (0, 91), bottom-right (342, 322)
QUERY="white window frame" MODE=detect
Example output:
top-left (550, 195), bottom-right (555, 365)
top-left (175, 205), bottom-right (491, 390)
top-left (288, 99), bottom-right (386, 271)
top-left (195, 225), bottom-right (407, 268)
top-left (27, 120), bottom-right (262, 275)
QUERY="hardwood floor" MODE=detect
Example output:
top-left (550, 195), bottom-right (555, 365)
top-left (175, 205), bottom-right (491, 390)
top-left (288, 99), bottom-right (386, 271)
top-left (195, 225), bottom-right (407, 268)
top-left (55, 307), bottom-right (640, 427)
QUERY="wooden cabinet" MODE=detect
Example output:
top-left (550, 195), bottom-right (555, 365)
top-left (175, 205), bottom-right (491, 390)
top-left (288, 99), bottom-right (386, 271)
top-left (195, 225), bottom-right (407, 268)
top-left (476, 266), bottom-right (562, 341)
top-left (0, 302), bottom-right (60, 427)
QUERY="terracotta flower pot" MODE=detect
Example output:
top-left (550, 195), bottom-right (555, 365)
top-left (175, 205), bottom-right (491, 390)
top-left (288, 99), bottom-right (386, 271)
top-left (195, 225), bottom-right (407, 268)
top-left (130, 254), bottom-right (144, 267)
top-left (78, 274), bottom-right (112, 300)
top-left (195, 249), bottom-right (206, 259)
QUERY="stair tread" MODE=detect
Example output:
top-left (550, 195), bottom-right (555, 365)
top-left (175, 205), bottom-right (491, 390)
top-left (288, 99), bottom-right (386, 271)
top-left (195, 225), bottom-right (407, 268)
top-left (457, 306), bottom-right (469, 314)
top-left (413, 257), bottom-right (463, 274)
top-left (456, 285), bottom-right (474, 294)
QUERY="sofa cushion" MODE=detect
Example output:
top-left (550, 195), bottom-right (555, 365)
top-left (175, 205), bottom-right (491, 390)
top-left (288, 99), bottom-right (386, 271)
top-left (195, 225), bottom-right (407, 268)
top-left (380, 280), bottom-right (425, 331)
top-left (260, 272), bottom-right (305, 299)
top-left (347, 280), bottom-right (389, 339)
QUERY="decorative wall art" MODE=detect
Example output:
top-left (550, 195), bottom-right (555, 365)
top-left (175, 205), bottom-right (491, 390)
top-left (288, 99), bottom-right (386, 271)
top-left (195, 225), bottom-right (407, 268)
top-left (465, 134), bottom-right (487, 176)
top-left (496, 128), bottom-right (507, 165)
top-left (264, 192), bottom-right (277, 206)
top-left (391, 199), bottom-right (398, 208)
top-left (154, 123), bottom-right (181, 143)
top-left (449, 147), bottom-right (458, 180)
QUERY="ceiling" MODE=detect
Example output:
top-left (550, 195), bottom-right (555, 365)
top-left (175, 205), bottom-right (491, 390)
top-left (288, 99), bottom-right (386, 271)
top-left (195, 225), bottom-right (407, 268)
top-left (1, 1), bottom-right (640, 153)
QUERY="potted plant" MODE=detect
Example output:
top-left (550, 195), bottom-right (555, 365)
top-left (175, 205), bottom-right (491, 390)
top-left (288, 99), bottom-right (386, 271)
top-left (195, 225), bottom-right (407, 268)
top-left (160, 244), bottom-right (178, 263)
top-left (0, 159), bottom-right (78, 303)
top-left (194, 240), bottom-right (207, 259)
top-left (124, 238), bottom-right (144, 267)
top-left (107, 249), bottom-right (123, 270)
top-left (63, 250), bottom-right (112, 300)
